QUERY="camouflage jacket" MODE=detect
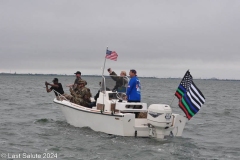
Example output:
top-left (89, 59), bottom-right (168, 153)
top-left (70, 86), bottom-right (85, 99)
top-left (71, 86), bottom-right (91, 102)
top-left (84, 87), bottom-right (92, 102)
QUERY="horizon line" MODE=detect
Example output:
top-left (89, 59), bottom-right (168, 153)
top-left (1, 72), bottom-right (239, 81)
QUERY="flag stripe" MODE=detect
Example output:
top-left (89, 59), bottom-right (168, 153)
top-left (189, 87), bottom-right (203, 107)
top-left (181, 97), bottom-right (195, 116)
top-left (105, 50), bottom-right (118, 61)
top-left (188, 90), bottom-right (201, 109)
top-left (178, 85), bottom-right (186, 93)
top-left (177, 88), bottom-right (184, 96)
top-left (192, 82), bottom-right (205, 99)
top-left (175, 91), bottom-right (193, 120)
top-left (175, 91), bottom-right (182, 99)
top-left (179, 100), bottom-right (192, 120)
top-left (175, 84), bottom-right (186, 97)
top-left (191, 83), bottom-right (205, 103)
top-left (187, 92), bottom-right (201, 110)
top-left (184, 93), bottom-right (199, 113)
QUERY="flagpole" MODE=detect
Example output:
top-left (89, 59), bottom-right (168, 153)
top-left (170, 97), bottom-right (175, 106)
top-left (101, 46), bottom-right (108, 76)
top-left (100, 47), bottom-right (108, 113)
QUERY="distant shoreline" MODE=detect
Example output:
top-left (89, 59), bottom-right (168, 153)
top-left (0, 73), bottom-right (100, 77)
top-left (0, 73), bottom-right (158, 79)
top-left (1, 73), bottom-right (239, 81)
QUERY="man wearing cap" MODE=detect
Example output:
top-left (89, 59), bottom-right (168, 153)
top-left (67, 71), bottom-right (82, 89)
top-left (126, 69), bottom-right (141, 102)
top-left (45, 78), bottom-right (72, 100)
top-left (70, 80), bottom-right (91, 107)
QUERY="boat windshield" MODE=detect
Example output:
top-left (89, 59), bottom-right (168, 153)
top-left (100, 75), bottom-right (129, 93)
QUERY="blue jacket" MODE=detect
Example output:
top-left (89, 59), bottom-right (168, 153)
top-left (127, 76), bottom-right (141, 102)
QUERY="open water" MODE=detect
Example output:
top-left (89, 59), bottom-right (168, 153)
top-left (0, 75), bottom-right (239, 160)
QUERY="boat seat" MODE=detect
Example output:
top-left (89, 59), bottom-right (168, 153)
top-left (97, 103), bottom-right (105, 110)
top-left (110, 103), bottom-right (119, 113)
top-left (137, 112), bottom-right (148, 118)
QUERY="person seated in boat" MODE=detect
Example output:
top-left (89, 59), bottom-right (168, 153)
top-left (89, 81), bottom-right (102, 107)
top-left (45, 78), bottom-right (72, 101)
top-left (66, 71), bottom-right (82, 89)
top-left (107, 68), bottom-right (128, 92)
top-left (70, 80), bottom-right (91, 107)
top-left (82, 80), bottom-right (92, 107)
top-left (126, 69), bottom-right (141, 102)
top-left (94, 82), bottom-right (102, 101)
top-left (69, 79), bottom-right (83, 103)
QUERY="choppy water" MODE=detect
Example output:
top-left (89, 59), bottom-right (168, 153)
top-left (0, 75), bottom-right (239, 160)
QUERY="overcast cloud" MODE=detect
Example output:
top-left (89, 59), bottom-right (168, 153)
top-left (0, 0), bottom-right (240, 79)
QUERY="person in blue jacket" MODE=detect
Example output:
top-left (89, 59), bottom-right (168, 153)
top-left (126, 69), bottom-right (141, 102)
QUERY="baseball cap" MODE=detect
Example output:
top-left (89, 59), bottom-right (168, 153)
top-left (52, 78), bottom-right (58, 82)
top-left (130, 69), bottom-right (137, 74)
top-left (74, 71), bottom-right (81, 75)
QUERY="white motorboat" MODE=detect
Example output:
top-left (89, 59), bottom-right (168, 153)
top-left (54, 75), bottom-right (188, 139)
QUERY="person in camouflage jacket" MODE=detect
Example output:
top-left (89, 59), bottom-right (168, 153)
top-left (81, 80), bottom-right (92, 107)
top-left (70, 80), bottom-right (91, 107)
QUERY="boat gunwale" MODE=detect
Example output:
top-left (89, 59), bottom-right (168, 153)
top-left (53, 99), bottom-right (124, 117)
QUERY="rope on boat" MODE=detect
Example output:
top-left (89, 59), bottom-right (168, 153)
top-left (52, 89), bottom-right (69, 101)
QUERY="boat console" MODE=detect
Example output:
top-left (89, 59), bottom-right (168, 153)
top-left (96, 76), bottom-right (147, 114)
top-left (96, 91), bottom-right (147, 113)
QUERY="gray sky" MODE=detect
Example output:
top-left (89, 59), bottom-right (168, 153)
top-left (1, 0), bottom-right (240, 79)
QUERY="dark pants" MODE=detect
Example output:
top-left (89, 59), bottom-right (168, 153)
top-left (127, 100), bottom-right (140, 103)
top-left (127, 100), bottom-right (141, 118)
top-left (88, 102), bottom-right (96, 108)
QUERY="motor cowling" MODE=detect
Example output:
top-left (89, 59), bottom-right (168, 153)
top-left (147, 104), bottom-right (173, 128)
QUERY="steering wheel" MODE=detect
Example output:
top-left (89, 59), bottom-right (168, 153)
top-left (116, 92), bottom-right (127, 101)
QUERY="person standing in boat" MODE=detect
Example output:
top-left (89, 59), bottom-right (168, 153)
top-left (45, 78), bottom-right (72, 100)
top-left (107, 68), bottom-right (128, 92)
top-left (126, 69), bottom-right (141, 102)
top-left (66, 71), bottom-right (82, 89)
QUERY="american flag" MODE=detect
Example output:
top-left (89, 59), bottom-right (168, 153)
top-left (175, 70), bottom-right (205, 120)
top-left (105, 50), bottom-right (118, 61)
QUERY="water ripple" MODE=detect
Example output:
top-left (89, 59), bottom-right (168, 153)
top-left (0, 75), bottom-right (239, 160)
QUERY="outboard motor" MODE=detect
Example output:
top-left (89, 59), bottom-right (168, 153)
top-left (147, 104), bottom-right (173, 139)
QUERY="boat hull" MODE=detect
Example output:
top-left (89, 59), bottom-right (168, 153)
top-left (54, 99), bottom-right (149, 137)
top-left (54, 98), bottom-right (187, 138)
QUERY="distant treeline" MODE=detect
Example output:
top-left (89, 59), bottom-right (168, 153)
top-left (1, 73), bottom-right (239, 81)
top-left (0, 73), bottom-right (158, 79)
top-left (0, 73), bottom-right (99, 77)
